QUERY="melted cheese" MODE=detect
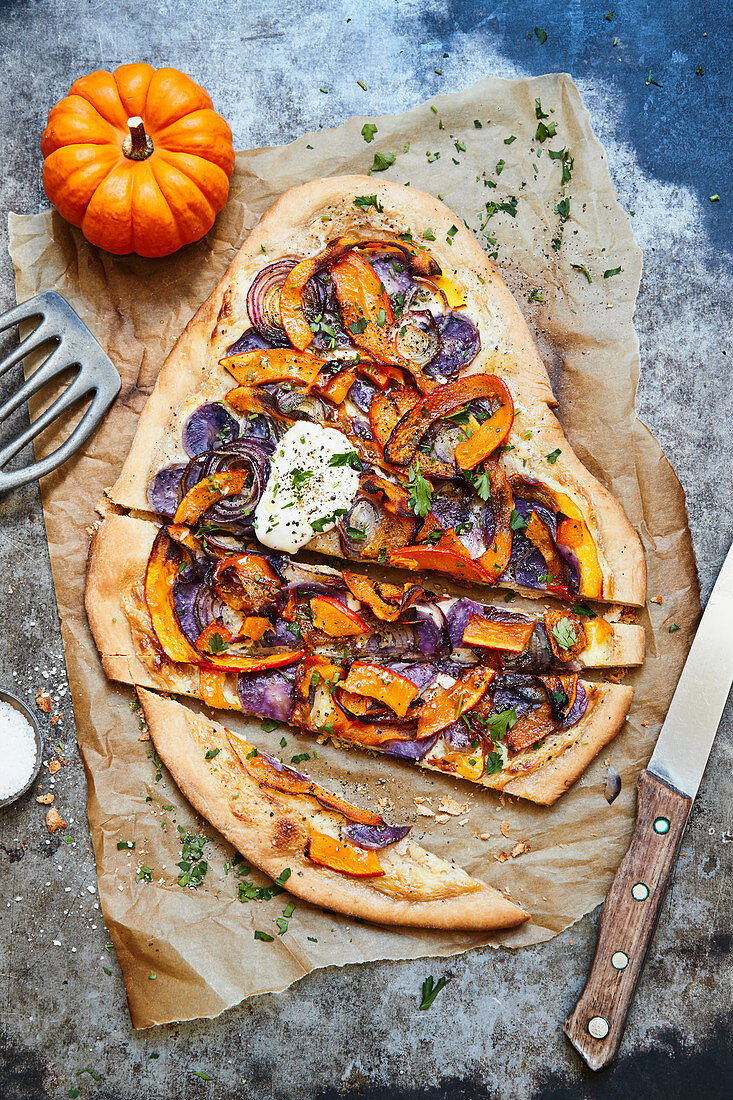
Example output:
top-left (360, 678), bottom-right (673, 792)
top-left (254, 422), bottom-right (360, 553)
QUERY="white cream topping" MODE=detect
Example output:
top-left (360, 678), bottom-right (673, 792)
top-left (254, 422), bottom-right (360, 553)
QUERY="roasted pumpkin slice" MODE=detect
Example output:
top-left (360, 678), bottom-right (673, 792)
top-left (506, 701), bottom-right (558, 753)
top-left (305, 832), bottom-right (384, 878)
top-left (525, 510), bottom-right (567, 590)
top-left (211, 553), bottom-right (281, 613)
top-left (340, 662), bottom-right (419, 719)
top-left (454, 377), bottom-right (514, 469)
top-left (331, 252), bottom-right (408, 367)
top-left (219, 347), bottom-right (327, 388)
top-left (144, 527), bottom-right (202, 664)
top-left (279, 236), bottom-right (361, 350)
top-left (310, 596), bottom-right (370, 637)
top-left (417, 666), bottom-right (495, 738)
top-left (224, 385), bottom-right (295, 421)
top-left (383, 375), bottom-right (512, 467)
top-left (389, 529), bottom-right (495, 585)
top-left (173, 469), bottom-right (250, 525)
top-left (462, 614), bottom-right (536, 653)
top-left (342, 572), bottom-right (423, 621)
top-left (544, 611), bottom-right (587, 662)
top-left (478, 459), bottom-right (514, 580)
top-left (198, 668), bottom-right (239, 710)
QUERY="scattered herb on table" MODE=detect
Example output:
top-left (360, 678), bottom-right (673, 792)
top-left (176, 827), bottom-right (209, 888)
top-left (419, 974), bottom-right (451, 1010)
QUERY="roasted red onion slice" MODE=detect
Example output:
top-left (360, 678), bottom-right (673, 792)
top-left (430, 495), bottom-right (486, 557)
top-left (491, 674), bottom-right (547, 720)
top-left (343, 823), bottom-right (411, 849)
top-left (446, 598), bottom-right (486, 648)
top-left (301, 272), bottom-right (355, 352)
top-left (271, 385), bottom-right (331, 424)
top-left (338, 498), bottom-right (381, 558)
top-left (405, 601), bottom-right (449, 658)
top-left (237, 670), bottom-right (296, 723)
top-left (197, 437), bottom-right (275, 528)
top-left (393, 309), bottom-right (440, 365)
top-left (246, 259), bottom-right (298, 347)
top-left (183, 402), bottom-right (240, 457)
top-left (147, 463), bottom-right (186, 518)
top-left (425, 311), bottom-right (481, 379)
top-left (443, 719), bottom-right (473, 750)
top-left (388, 662), bottom-right (437, 692)
top-left (348, 377), bottom-right (379, 414)
top-left (276, 578), bottom-right (347, 612)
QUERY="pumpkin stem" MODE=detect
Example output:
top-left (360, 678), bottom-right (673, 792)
top-left (123, 116), bottom-right (154, 161)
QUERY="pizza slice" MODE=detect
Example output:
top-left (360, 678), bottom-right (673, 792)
top-left (87, 513), bottom-right (635, 806)
top-left (136, 688), bottom-right (529, 931)
top-left (108, 176), bottom-right (646, 607)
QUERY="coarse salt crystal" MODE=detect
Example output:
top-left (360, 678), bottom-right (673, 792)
top-left (0, 700), bottom-right (37, 799)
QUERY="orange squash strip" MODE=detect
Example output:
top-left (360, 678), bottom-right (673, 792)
top-left (196, 619), bottom-right (304, 673)
top-left (417, 665), bottom-right (496, 738)
top-left (342, 572), bottom-right (423, 622)
top-left (305, 832), bottom-right (384, 878)
top-left (543, 611), bottom-right (587, 662)
top-left (525, 510), bottom-right (567, 589)
top-left (310, 595), bottom-right (370, 637)
top-left (331, 252), bottom-right (409, 367)
top-left (383, 375), bottom-right (511, 467)
top-left (583, 616), bottom-right (613, 648)
top-left (556, 514), bottom-right (604, 599)
top-left (454, 378), bottom-right (514, 469)
top-left (173, 469), bottom-right (249, 525)
top-left (199, 669), bottom-right (239, 710)
top-left (219, 347), bottom-right (327, 388)
top-left (279, 236), bottom-right (361, 350)
top-left (478, 459), bottom-right (514, 580)
top-left (388, 543), bottom-right (495, 585)
top-left (340, 662), bottom-right (419, 719)
top-left (462, 614), bottom-right (536, 653)
top-left (240, 616), bottom-right (271, 641)
top-left (369, 390), bottom-right (421, 457)
top-left (144, 528), bottom-right (202, 664)
top-left (316, 366), bottom-right (357, 404)
top-left (506, 702), bottom-right (558, 753)
top-left (224, 385), bottom-right (295, 421)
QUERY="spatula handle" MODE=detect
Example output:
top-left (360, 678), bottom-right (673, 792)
top-left (564, 769), bottom-right (692, 1070)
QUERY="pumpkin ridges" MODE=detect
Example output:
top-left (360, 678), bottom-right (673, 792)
top-left (112, 62), bottom-right (156, 119)
top-left (42, 145), bottom-right (123, 227)
top-left (81, 163), bottom-right (137, 255)
top-left (152, 111), bottom-right (235, 176)
top-left (68, 70), bottom-right (130, 129)
top-left (154, 151), bottom-right (229, 214)
top-left (149, 157), bottom-right (216, 246)
top-left (143, 68), bottom-right (213, 131)
top-left (41, 96), bottom-right (121, 156)
top-left (129, 162), bottom-right (184, 258)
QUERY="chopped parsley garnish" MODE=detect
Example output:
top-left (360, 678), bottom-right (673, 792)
top-left (669, 623), bottom-right (680, 633)
top-left (535, 98), bottom-right (549, 120)
top-left (551, 618), bottom-right (578, 650)
top-left (534, 26), bottom-right (548, 44)
top-left (555, 197), bottom-right (571, 220)
top-left (378, 548), bottom-right (388, 563)
top-left (546, 448), bottom-right (561, 464)
top-left (370, 151), bottom-right (395, 173)
top-left (426, 150), bottom-right (440, 163)
top-left (419, 974), bottom-right (451, 1010)
top-left (422, 228), bottom-right (436, 241)
top-left (208, 632), bottom-right (228, 654)
top-left (509, 508), bottom-right (528, 532)
top-left (291, 467), bottom-right (313, 496)
top-left (535, 119), bottom-right (557, 143)
top-left (504, 135), bottom-right (517, 144)
top-left (604, 267), bottom-right (622, 278)
top-left (254, 930), bottom-right (274, 942)
top-left (275, 867), bottom-right (292, 885)
top-left (176, 827), bottom-right (209, 888)
top-left (329, 451), bottom-right (363, 470)
top-left (349, 318), bottom-right (368, 335)
top-left (360, 124), bottom-right (377, 144)
top-left (310, 507), bottom-right (347, 532)
top-left (529, 288), bottom-right (543, 302)
top-left (571, 602), bottom-right (597, 619)
top-left (261, 719), bottom-right (279, 733)
top-left (346, 525), bottom-right (367, 542)
top-left (246, 747), bottom-right (259, 758)
top-left (136, 865), bottom-right (153, 883)
top-left (204, 748), bottom-right (220, 761)
top-left (474, 119), bottom-right (483, 128)
top-left (571, 263), bottom-right (592, 284)
top-left (485, 750), bottom-right (504, 775)
top-left (354, 193), bottom-right (382, 211)
top-left (406, 465), bottom-right (433, 516)
top-left (486, 708), bottom-right (517, 740)
top-left (472, 469), bottom-right (492, 501)
top-left (117, 840), bottom-right (135, 850)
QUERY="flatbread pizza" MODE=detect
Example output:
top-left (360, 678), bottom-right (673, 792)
top-left (87, 513), bottom-right (635, 806)
top-left (136, 688), bottom-right (529, 931)
top-left (108, 176), bottom-right (646, 607)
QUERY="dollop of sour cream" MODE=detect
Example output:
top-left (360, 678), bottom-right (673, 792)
top-left (254, 422), bottom-right (361, 553)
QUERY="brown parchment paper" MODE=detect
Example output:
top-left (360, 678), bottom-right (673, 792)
top-left (9, 73), bottom-right (699, 1030)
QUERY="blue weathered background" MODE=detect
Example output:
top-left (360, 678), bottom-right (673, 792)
top-left (0, 2), bottom-right (731, 1098)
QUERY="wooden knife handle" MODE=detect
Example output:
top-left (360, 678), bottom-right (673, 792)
top-left (564, 769), bottom-right (692, 1070)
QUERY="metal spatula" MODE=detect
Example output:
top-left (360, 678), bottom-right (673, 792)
top-left (0, 291), bottom-right (120, 493)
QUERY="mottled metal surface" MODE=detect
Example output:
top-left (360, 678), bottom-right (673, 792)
top-left (0, 2), bottom-right (731, 1098)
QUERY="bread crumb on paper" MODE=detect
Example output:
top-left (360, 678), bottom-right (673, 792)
top-left (35, 691), bottom-right (52, 713)
top-left (500, 820), bottom-right (510, 838)
top-left (438, 796), bottom-right (467, 816)
top-left (36, 793), bottom-right (54, 805)
top-left (45, 807), bottom-right (67, 833)
top-left (511, 842), bottom-right (529, 858)
top-left (479, 832), bottom-right (491, 841)
top-left (651, 595), bottom-right (663, 604)
top-left (48, 759), bottom-right (62, 776)
top-left (416, 805), bottom-right (436, 817)
top-left (435, 813), bottom-right (450, 824)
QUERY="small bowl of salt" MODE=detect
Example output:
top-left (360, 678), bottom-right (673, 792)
top-left (0, 689), bottom-right (43, 809)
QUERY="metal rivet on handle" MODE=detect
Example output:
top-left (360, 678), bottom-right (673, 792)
top-left (588, 1016), bottom-right (610, 1039)
top-left (653, 816), bottom-right (670, 834)
top-left (611, 951), bottom-right (629, 970)
top-left (631, 882), bottom-right (649, 901)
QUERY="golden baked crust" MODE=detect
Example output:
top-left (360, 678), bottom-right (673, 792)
top-left (137, 689), bottom-right (529, 930)
top-left (107, 175), bottom-right (646, 606)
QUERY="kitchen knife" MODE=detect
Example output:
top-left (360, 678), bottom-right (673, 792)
top-left (564, 541), bottom-right (733, 1070)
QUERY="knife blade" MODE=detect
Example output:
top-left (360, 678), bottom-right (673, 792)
top-left (564, 541), bottom-right (733, 1070)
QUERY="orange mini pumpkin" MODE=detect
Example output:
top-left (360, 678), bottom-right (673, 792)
top-left (41, 63), bottom-right (235, 258)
